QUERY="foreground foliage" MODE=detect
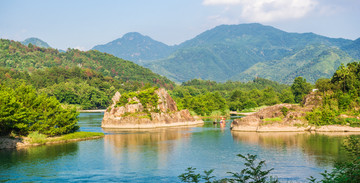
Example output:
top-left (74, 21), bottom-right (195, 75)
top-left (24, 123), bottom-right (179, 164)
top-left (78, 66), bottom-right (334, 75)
top-left (309, 136), bottom-right (360, 183)
top-left (179, 154), bottom-right (278, 183)
top-left (179, 137), bottom-right (360, 183)
top-left (0, 82), bottom-right (79, 136)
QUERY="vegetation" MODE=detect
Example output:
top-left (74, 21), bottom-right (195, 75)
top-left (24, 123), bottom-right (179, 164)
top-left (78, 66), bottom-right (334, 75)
top-left (27, 131), bottom-right (104, 145)
top-left (0, 82), bottom-right (79, 136)
top-left (170, 78), bottom-right (295, 116)
top-left (178, 153), bottom-right (279, 183)
top-left (309, 136), bottom-right (360, 183)
top-left (291, 76), bottom-right (312, 103)
top-left (0, 38), bottom-right (174, 88)
top-left (179, 136), bottom-right (360, 183)
top-left (235, 45), bottom-right (355, 84)
top-left (115, 87), bottom-right (159, 110)
top-left (0, 38), bottom-right (175, 109)
top-left (307, 62), bottom-right (360, 126)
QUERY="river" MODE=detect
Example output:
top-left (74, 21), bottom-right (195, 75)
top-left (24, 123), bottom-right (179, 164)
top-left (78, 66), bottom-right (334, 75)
top-left (0, 113), bottom-right (358, 182)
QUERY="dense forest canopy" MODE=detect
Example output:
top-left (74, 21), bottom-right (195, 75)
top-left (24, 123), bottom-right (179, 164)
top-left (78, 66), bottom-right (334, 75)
top-left (0, 39), bottom-right (174, 87)
top-left (170, 78), bottom-right (297, 115)
top-left (0, 39), bottom-right (175, 109)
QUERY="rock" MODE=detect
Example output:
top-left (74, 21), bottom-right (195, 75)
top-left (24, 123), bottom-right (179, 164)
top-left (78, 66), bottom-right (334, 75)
top-left (102, 88), bottom-right (203, 128)
top-left (314, 125), bottom-right (360, 132)
top-left (231, 93), bottom-right (360, 132)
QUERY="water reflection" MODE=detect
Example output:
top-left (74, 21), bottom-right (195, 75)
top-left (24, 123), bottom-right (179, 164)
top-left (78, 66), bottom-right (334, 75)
top-left (0, 143), bottom-right (79, 181)
top-left (231, 131), bottom-right (360, 166)
top-left (103, 127), bottom-right (195, 171)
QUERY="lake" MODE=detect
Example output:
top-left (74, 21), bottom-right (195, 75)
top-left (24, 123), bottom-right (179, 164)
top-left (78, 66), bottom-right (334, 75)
top-left (0, 113), bottom-right (358, 182)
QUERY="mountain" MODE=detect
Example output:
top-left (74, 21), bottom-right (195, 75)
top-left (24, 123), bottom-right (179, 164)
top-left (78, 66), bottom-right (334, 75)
top-left (21, 37), bottom-right (51, 48)
top-left (92, 32), bottom-right (176, 64)
top-left (0, 39), bottom-right (174, 87)
top-left (342, 37), bottom-right (360, 59)
top-left (145, 23), bottom-right (353, 83)
top-left (91, 23), bottom-right (358, 84)
top-left (231, 45), bottom-right (355, 84)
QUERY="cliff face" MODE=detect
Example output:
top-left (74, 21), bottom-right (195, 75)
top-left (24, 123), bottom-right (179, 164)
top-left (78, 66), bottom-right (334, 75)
top-left (102, 88), bottom-right (203, 128)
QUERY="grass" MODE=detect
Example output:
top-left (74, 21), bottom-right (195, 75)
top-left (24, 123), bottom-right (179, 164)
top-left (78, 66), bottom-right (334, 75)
top-left (27, 131), bottom-right (104, 145)
top-left (344, 118), bottom-right (360, 127)
top-left (240, 105), bottom-right (268, 113)
top-left (27, 131), bottom-right (47, 144)
top-left (54, 132), bottom-right (104, 141)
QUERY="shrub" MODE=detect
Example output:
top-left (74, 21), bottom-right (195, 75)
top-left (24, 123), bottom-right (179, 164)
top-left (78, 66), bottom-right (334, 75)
top-left (281, 107), bottom-right (289, 116)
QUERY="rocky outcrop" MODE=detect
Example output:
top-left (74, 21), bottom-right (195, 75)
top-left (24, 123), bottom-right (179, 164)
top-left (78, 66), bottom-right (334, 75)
top-left (101, 88), bottom-right (203, 128)
top-left (231, 92), bottom-right (360, 132)
top-left (231, 103), bottom-right (309, 132)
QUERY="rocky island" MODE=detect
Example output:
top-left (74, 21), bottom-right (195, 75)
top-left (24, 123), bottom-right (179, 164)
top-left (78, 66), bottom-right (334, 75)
top-left (231, 92), bottom-right (360, 132)
top-left (101, 87), bottom-right (203, 128)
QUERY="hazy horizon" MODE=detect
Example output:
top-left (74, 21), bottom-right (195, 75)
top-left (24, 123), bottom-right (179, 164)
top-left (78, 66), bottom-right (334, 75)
top-left (1, 0), bottom-right (359, 51)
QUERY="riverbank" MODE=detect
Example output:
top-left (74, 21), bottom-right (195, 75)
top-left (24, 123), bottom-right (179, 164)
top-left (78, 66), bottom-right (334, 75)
top-left (0, 132), bottom-right (104, 150)
top-left (231, 99), bottom-right (360, 132)
top-left (78, 109), bottom-right (106, 113)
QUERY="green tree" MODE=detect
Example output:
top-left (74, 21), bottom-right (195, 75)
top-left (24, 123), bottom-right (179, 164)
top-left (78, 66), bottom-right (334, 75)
top-left (291, 77), bottom-right (312, 103)
top-left (0, 82), bottom-right (79, 136)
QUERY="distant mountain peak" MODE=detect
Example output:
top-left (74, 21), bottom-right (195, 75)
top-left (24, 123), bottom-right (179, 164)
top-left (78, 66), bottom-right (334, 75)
top-left (21, 37), bottom-right (50, 48)
top-left (122, 32), bottom-right (146, 40)
top-left (92, 32), bottom-right (175, 63)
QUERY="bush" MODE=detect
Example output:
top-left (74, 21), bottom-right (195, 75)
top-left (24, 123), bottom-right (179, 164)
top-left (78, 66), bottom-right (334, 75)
top-left (280, 107), bottom-right (289, 116)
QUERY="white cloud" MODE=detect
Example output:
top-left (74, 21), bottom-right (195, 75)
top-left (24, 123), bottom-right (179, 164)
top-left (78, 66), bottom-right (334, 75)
top-left (74, 46), bottom-right (87, 51)
top-left (203, 0), bottom-right (318, 22)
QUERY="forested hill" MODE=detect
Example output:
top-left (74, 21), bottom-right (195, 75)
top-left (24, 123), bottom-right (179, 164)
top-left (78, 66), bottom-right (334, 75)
top-left (92, 32), bottom-right (176, 64)
top-left (21, 37), bottom-right (51, 48)
top-left (0, 39), bottom-right (174, 87)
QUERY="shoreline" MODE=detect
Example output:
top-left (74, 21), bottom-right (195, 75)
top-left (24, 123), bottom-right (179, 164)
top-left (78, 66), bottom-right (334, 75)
top-left (230, 125), bottom-right (360, 132)
top-left (0, 132), bottom-right (104, 150)
top-left (101, 120), bottom-right (204, 129)
top-left (78, 109), bottom-right (106, 113)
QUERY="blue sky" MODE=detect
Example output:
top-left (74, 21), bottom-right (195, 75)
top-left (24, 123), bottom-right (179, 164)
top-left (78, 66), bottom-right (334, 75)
top-left (1, 0), bottom-right (359, 50)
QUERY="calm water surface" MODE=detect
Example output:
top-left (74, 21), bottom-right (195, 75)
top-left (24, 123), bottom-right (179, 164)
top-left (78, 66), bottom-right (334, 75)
top-left (0, 113), bottom-right (358, 182)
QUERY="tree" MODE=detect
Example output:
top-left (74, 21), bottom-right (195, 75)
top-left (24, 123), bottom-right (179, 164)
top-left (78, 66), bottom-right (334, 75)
top-left (291, 77), bottom-right (312, 103)
top-left (0, 82), bottom-right (79, 136)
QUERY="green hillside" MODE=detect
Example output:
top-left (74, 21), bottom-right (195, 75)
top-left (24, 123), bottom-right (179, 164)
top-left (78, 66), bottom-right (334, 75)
top-left (0, 39), bottom-right (174, 87)
top-left (342, 38), bottom-right (360, 59)
top-left (144, 23), bottom-right (353, 83)
top-left (232, 45), bottom-right (356, 84)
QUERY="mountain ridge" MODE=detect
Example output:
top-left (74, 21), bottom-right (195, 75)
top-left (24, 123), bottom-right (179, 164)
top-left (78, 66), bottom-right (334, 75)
top-left (88, 23), bottom-right (360, 84)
